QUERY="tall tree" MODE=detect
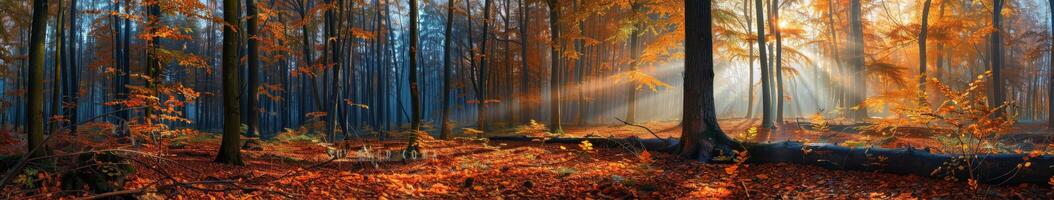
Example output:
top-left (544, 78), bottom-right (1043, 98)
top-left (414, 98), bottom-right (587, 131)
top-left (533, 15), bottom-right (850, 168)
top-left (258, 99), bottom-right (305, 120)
top-left (405, 0), bottom-right (422, 157)
top-left (477, 0), bottom-right (493, 131)
top-left (919, 0), bottom-right (932, 94)
top-left (246, 0), bottom-right (261, 139)
top-left (754, 0), bottom-right (774, 128)
top-left (50, 0), bottom-right (65, 133)
top-left (625, 0), bottom-right (641, 123)
top-left (324, 0), bottom-right (342, 142)
top-left (26, 0), bottom-right (48, 159)
top-left (1049, 0), bottom-right (1053, 129)
top-left (744, 0), bottom-right (755, 119)
top-left (546, 0), bottom-right (563, 133)
top-left (990, 0), bottom-right (1005, 113)
top-left (64, 0), bottom-right (79, 133)
top-left (146, 0), bottom-right (162, 129)
top-left (770, 0), bottom-right (784, 123)
top-left (519, 0), bottom-right (531, 123)
top-left (681, 0), bottom-right (737, 161)
top-left (216, 0), bottom-right (244, 165)
top-left (847, 0), bottom-right (868, 121)
top-left (441, 0), bottom-right (455, 139)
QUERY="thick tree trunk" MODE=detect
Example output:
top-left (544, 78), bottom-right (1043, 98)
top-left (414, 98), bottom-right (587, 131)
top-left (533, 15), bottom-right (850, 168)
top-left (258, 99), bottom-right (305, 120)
top-left (626, 1), bottom-right (641, 123)
top-left (547, 0), bottom-right (563, 133)
top-left (27, 0), bottom-right (48, 160)
top-left (216, 0), bottom-right (244, 165)
top-left (1049, 0), bottom-right (1054, 129)
top-left (847, 0), bottom-right (868, 121)
top-left (681, 0), bottom-right (739, 161)
top-left (246, 0), bottom-right (260, 138)
top-left (440, 0), bottom-right (455, 139)
top-left (754, 0), bottom-right (774, 128)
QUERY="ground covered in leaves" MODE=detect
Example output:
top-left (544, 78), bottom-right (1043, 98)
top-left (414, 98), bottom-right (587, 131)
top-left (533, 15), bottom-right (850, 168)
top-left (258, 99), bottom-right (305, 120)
top-left (6, 134), bottom-right (1051, 199)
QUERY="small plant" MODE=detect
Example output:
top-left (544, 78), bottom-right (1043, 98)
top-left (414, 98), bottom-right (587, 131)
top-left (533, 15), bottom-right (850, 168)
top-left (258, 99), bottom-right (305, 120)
top-left (578, 140), bottom-right (594, 152)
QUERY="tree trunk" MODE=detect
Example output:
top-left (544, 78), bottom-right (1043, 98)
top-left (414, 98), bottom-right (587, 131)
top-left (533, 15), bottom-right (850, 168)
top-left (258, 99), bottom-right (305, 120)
top-left (681, 0), bottom-right (738, 162)
top-left (478, 0), bottom-right (492, 131)
top-left (146, 0), bottom-right (161, 132)
top-left (216, 0), bottom-right (244, 165)
top-left (547, 0), bottom-right (563, 133)
top-left (65, 0), bottom-right (79, 133)
top-left (405, 0), bottom-right (422, 157)
top-left (520, 0), bottom-right (531, 123)
top-left (626, 1), bottom-right (641, 123)
top-left (771, 0), bottom-right (784, 123)
top-left (50, 0), bottom-right (64, 133)
top-left (1049, 0), bottom-right (1053, 129)
top-left (745, 0), bottom-right (755, 119)
top-left (246, 0), bottom-right (260, 139)
top-left (26, 0), bottom-right (48, 160)
top-left (847, 0), bottom-right (868, 121)
top-left (440, 0), bottom-right (455, 139)
top-left (754, 0), bottom-right (774, 128)
top-left (919, 0), bottom-right (931, 98)
top-left (990, 0), bottom-right (1005, 115)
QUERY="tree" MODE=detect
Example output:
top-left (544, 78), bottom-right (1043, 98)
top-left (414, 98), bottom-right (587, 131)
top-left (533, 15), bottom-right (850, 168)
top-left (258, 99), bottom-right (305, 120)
top-left (847, 0), bottom-right (868, 121)
top-left (754, 0), bottom-right (774, 128)
top-left (770, 0), bottom-right (784, 123)
top-left (546, 0), bottom-right (563, 133)
top-left (216, 0), bottom-right (244, 165)
top-left (919, 0), bottom-right (932, 94)
top-left (477, 0), bottom-right (493, 131)
top-left (405, 0), bottom-right (422, 158)
top-left (146, 0), bottom-right (162, 129)
top-left (246, 0), bottom-right (261, 139)
top-left (64, 0), bottom-right (80, 133)
top-left (990, 0), bottom-right (1005, 113)
top-left (625, 0), bottom-right (641, 123)
top-left (26, 0), bottom-right (48, 160)
top-left (441, 0), bottom-right (455, 139)
top-left (1049, 0), bottom-right (1053, 129)
top-left (323, 0), bottom-right (343, 142)
top-left (681, 0), bottom-right (738, 161)
top-left (50, 0), bottom-right (65, 133)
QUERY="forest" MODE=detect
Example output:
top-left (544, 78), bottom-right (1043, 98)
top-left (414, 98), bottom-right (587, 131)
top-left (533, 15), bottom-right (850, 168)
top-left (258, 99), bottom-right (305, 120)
top-left (1, 0), bottom-right (1054, 198)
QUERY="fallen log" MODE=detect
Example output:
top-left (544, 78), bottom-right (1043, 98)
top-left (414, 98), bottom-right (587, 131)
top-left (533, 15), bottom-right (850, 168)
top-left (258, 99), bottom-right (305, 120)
top-left (488, 136), bottom-right (1054, 185)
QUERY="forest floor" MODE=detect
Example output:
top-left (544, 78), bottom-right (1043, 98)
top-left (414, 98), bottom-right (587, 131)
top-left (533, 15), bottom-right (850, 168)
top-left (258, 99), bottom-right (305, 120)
top-left (3, 120), bottom-right (1054, 199)
top-left (4, 133), bottom-right (1053, 199)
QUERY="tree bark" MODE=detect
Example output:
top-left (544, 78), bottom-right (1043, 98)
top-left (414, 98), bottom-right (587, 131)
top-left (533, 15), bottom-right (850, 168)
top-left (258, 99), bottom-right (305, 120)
top-left (847, 0), bottom-right (868, 121)
top-left (1049, 0), bottom-right (1053, 129)
top-left (50, 0), bottom-right (65, 133)
top-left (547, 0), bottom-right (563, 133)
top-left (216, 0), bottom-right (244, 165)
top-left (27, 0), bottom-right (48, 160)
top-left (681, 0), bottom-right (739, 161)
top-left (441, 0), bottom-right (455, 139)
top-left (626, 0), bottom-right (641, 123)
top-left (754, 0), bottom-right (774, 128)
top-left (405, 0), bottom-right (422, 157)
top-left (919, 0), bottom-right (931, 96)
top-left (990, 0), bottom-right (1005, 115)
top-left (771, 0), bottom-right (784, 123)
top-left (246, 0), bottom-right (260, 138)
